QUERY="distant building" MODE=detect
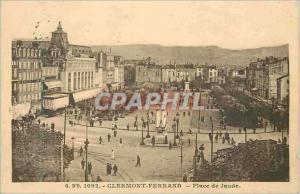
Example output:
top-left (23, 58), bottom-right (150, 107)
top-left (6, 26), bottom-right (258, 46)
top-left (247, 56), bottom-right (289, 100)
top-left (161, 65), bottom-right (176, 83)
top-left (203, 65), bottom-right (218, 83)
top-left (175, 64), bottom-right (197, 82)
top-left (135, 64), bottom-right (162, 83)
top-left (95, 50), bottom-right (124, 90)
top-left (277, 74), bottom-right (289, 105)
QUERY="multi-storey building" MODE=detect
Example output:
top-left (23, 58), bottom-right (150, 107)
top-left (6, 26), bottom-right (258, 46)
top-left (277, 74), bottom-right (289, 106)
top-left (11, 41), bottom-right (45, 118)
top-left (161, 65), bottom-right (176, 83)
top-left (175, 64), bottom-right (197, 82)
top-left (202, 65), bottom-right (218, 83)
top-left (95, 50), bottom-right (124, 90)
top-left (11, 42), bottom-right (43, 106)
top-left (247, 56), bottom-right (289, 100)
top-left (135, 64), bottom-right (162, 83)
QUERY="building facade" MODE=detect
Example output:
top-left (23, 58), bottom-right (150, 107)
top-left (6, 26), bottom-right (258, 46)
top-left (247, 57), bottom-right (289, 100)
top-left (11, 43), bottom-right (43, 105)
top-left (95, 50), bottom-right (124, 90)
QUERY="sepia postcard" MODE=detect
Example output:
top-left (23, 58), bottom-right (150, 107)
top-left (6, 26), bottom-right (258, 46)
top-left (0, 1), bottom-right (299, 194)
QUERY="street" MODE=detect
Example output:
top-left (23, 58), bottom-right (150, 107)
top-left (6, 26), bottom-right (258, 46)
top-left (39, 97), bottom-right (286, 182)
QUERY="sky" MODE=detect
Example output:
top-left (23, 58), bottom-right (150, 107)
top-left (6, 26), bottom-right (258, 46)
top-left (1, 1), bottom-right (299, 49)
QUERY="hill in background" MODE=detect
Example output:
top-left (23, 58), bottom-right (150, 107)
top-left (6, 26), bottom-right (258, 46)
top-left (91, 44), bottom-right (288, 66)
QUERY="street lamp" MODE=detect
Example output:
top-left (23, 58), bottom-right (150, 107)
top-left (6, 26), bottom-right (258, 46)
top-left (146, 113), bottom-right (150, 138)
top-left (84, 101), bottom-right (89, 182)
top-left (172, 118), bottom-right (177, 146)
top-left (84, 138), bottom-right (89, 181)
top-left (140, 116), bottom-right (145, 145)
top-left (176, 112), bottom-right (180, 139)
top-left (71, 136), bottom-right (75, 160)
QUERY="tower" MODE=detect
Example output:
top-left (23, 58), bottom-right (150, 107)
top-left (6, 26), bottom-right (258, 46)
top-left (48, 21), bottom-right (70, 59)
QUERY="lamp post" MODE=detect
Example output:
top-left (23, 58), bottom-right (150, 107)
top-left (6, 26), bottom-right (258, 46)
top-left (172, 118), bottom-right (177, 146)
top-left (176, 112), bottom-right (180, 139)
top-left (71, 136), bottom-right (75, 160)
top-left (146, 112), bottom-right (150, 138)
top-left (140, 116), bottom-right (145, 145)
top-left (84, 101), bottom-right (89, 182)
top-left (198, 88), bottom-right (202, 133)
top-left (210, 121), bottom-right (214, 163)
top-left (193, 133), bottom-right (198, 177)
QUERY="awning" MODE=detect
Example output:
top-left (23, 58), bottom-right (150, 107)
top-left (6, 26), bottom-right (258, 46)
top-left (44, 81), bottom-right (62, 89)
top-left (43, 93), bottom-right (69, 111)
top-left (72, 88), bottom-right (102, 103)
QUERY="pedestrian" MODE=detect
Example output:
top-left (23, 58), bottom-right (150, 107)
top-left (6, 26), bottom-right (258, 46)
top-left (151, 136), bottom-right (155, 147)
top-left (111, 149), bottom-right (115, 160)
top-left (164, 135), bottom-right (168, 144)
top-left (99, 136), bottom-right (103, 144)
top-left (108, 163), bottom-right (112, 175)
top-left (108, 133), bottom-right (111, 142)
top-left (188, 138), bottom-right (191, 146)
top-left (113, 164), bottom-right (118, 176)
top-left (253, 128), bottom-right (256, 134)
top-left (264, 121), bottom-right (268, 132)
top-left (114, 130), bottom-right (117, 137)
top-left (283, 137), bottom-right (287, 145)
top-left (214, 134), bottom-right (218, 142)
top-left (127, 124), bottom-right (130, 131)
top-left (106, 163), bottom-right (110, 175)
top-left (189, 129), bottom-right (192, 134)
top-left (231, 137), bottom-right (235, 145)
top-left (88, 162), bottom-right (92, 174)
top-left (239, 128), bottom-right (241, 134)
top-left (208, 133), bottom-right (212, 142)
top-left (81, 158), bottom-right (85, 170)
top-left (199, 150), bottom-right (204, 162)
top-left (183, 112), bottom-right (185, 117)
top-left (135, 155), bottom-right (141, 167)
top-left (119, 138), bottom-right (123, 146)
top-left (79, 146), bottom-right (83, 156)
top-left (99, 118), bottom-right (102, 126)
top-left (96, 175), bottom-right (102, 182)
top-left (188, 111), bottom-right (190, 116)
top-left (169, 141), bottom-right (172, 149)
top-left (180, 130), bottom-right (183, 136)
top-left (183, 173), bottom-right (188, 182)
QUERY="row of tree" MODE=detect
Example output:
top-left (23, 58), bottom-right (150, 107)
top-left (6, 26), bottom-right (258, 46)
top-left (12, 117), bottom-right (73, 182)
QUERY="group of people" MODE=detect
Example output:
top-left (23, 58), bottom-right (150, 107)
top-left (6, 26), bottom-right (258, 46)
top-left (80, 158), bottom-right (93, 174)
top-left (208, 131), bottom-right (235, 145)
top-left (106, 163), bottom-right (118, 176)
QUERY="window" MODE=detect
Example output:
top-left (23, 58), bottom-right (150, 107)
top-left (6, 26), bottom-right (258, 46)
top-left (78, 73), bottom-right (81, 89)
top-left (85, 72), bottom-right (87, 88)
top-left (68, 73), bottom-right (71, 91)
top-left (73, 72), bottom-right (77, 90)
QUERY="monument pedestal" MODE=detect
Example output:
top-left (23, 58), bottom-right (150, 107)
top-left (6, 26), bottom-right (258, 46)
top-left (145, 127), bottom-right (169, 147)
